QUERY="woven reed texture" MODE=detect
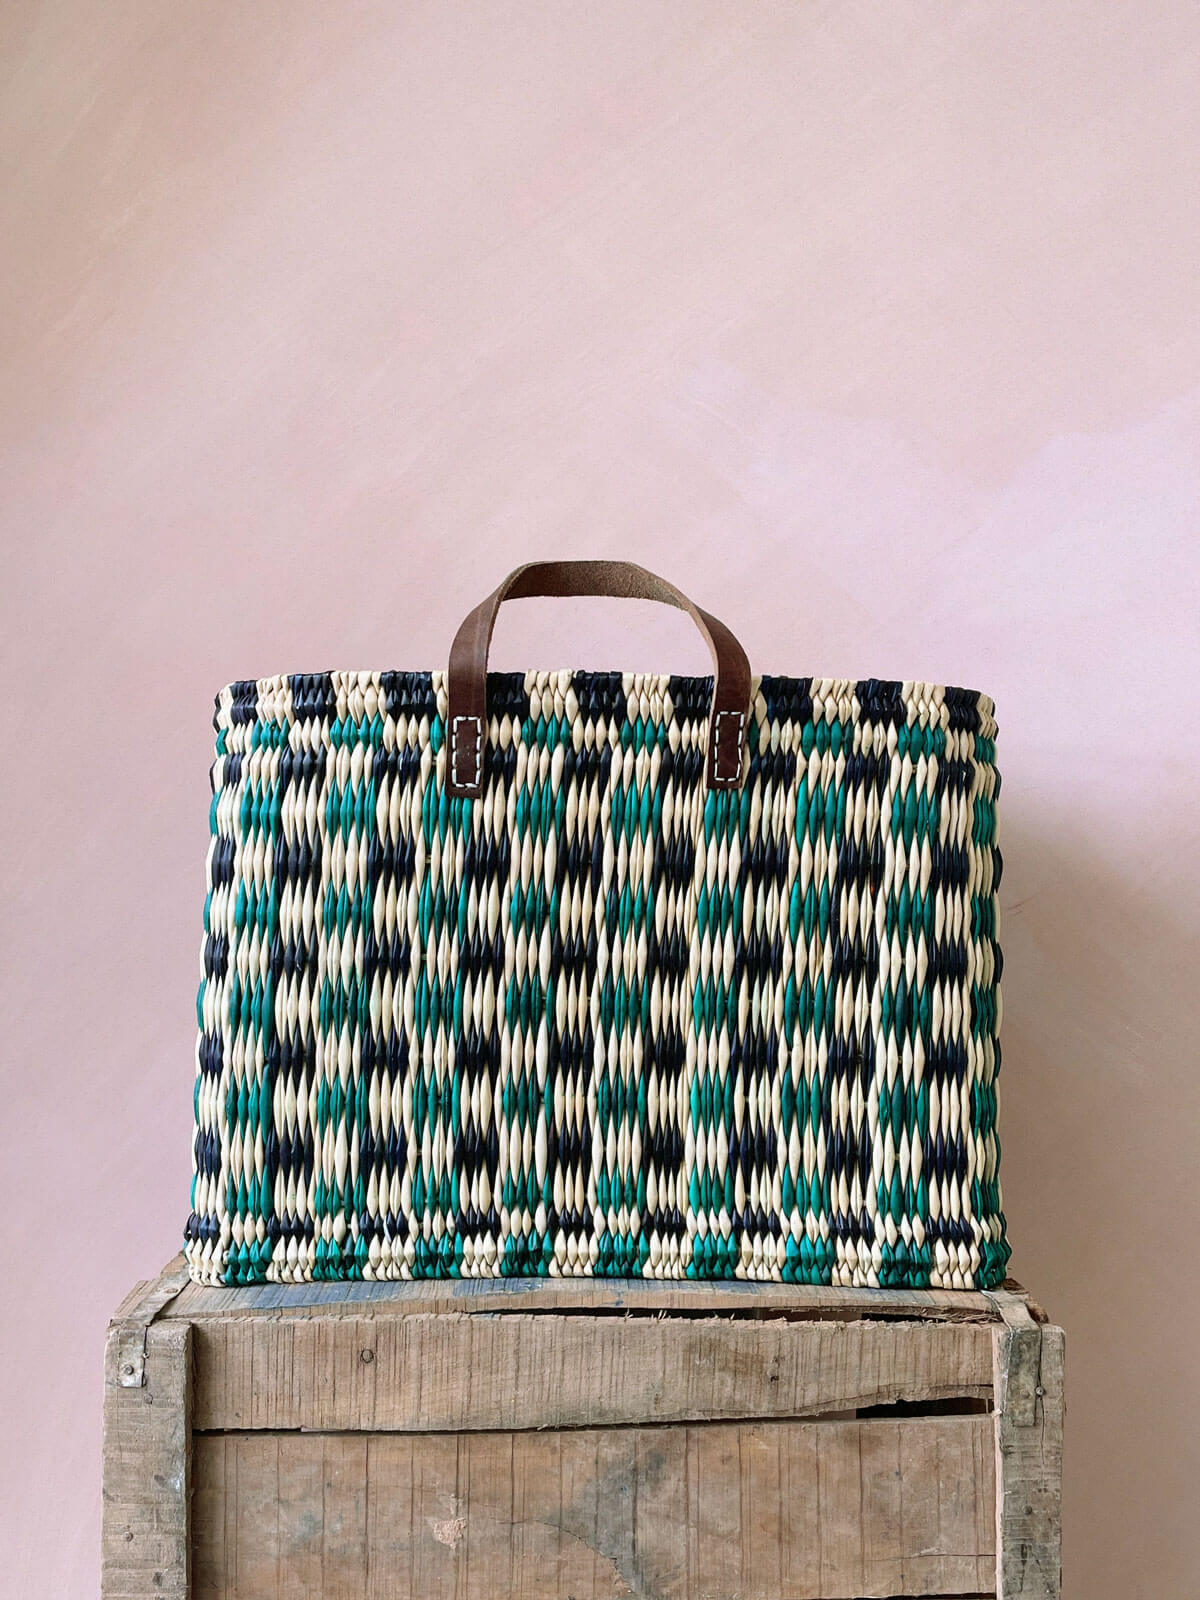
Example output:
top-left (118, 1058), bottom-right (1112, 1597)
top-left (186, 669), bottom-right (1007, 1289)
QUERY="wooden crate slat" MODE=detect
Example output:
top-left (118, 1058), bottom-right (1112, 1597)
top-left (166, 1271), bottom-right (1001, 1322)
top-left (191, 1311), bottom-right (994, 1433)
top-left (986, 1290), bottom-right (1042, 1427)
top-left (192, 1418), bottom-right (996, 1600)
top-left (995, 1325), bottom-right (1065, 1599)
top-left (109, 1255), bottom-right (192, 1328)
top-left (101, 1321), bottom-right (192, 1599)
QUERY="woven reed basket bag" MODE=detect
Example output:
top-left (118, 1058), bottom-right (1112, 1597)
top-left (187, 560), bottom-right (1009, 1290)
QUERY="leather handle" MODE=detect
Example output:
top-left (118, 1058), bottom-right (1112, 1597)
top-left (445, 560), bottom-right (751, 798)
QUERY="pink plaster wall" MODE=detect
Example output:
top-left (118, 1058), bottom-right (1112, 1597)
top-left (3, 5), bottom-right (1199, 1596)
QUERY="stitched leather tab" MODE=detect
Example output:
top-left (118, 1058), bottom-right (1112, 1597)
top-left (450, 714), bottom-right (482, 794)
top-left (710, 708), bottom-right (747, 787)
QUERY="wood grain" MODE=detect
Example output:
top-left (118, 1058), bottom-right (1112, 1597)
top-left (109, 1255), bottom-right (192, 1330)
top-left (167, 1266), bottom-right (1002, 1323)
top-left (101, 1257), bottom-right (1062, 1598)
top-left (101, 1321), bottom-right (192, 1600)
top-left (994, 1324), bottom-right (1065, 1599)
top-left (193, 1418), bottom-right (997, 1600)
top-left (191, 1310), bottom-right (994, 1432)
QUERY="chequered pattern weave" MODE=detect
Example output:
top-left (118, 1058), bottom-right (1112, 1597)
top-left (187, 669), bottom-right (1007, 1289)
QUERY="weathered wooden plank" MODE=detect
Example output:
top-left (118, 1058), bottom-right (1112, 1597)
top-left (167, 1271), bottom-right (1003, 1322)
top-left (458, 1432), bottom-right (510, 1600)
top-left (110, 1254), bottom-right (192, 1328)
top-left (101, 1320), bottom-right (192, 1600)
top-left (232, 1435), bottom-right (282, 1600)
top-left (994, 1323), bottom-right (1065, 1599)
top-left (191, 1311), bottom-right (993, 1432)
top-left (192, 1418), bottom-right (996, 1600)
top-left (279, 1433), bottom-right (328, 1596)
top-left (986, 1288), bottom-right (1042, 1425)
top-left (778, 1424), bottom-right (821, 1596)
top-left (108, 1256), bottom-right (194, 1389)
top-left (408, 1431), bottom-right (460, 1600)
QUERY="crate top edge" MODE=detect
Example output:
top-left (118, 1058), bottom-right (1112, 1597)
top-left (128, 1257), bottom-right (1035, 1328)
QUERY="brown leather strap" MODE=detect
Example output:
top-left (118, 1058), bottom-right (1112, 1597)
top-left (445, 560), bottom-right (751, 798)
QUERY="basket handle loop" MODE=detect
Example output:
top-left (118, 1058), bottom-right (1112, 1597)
top-left (445, 559), bottom-right (751, 798)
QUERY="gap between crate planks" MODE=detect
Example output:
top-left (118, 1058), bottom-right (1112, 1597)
top-left (102, 1258), bottom-right (1064, 1600)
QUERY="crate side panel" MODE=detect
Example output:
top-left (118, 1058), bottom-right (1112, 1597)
top-left (191, 1418), bottom-right (996, 1600)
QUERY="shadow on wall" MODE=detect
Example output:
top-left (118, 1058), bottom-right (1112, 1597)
top-left (997, 807), bottom-right (1200, 1599)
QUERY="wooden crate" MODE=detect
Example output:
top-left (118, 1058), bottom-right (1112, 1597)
top-left (102, 1258), bottom-right (1063, 1600)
